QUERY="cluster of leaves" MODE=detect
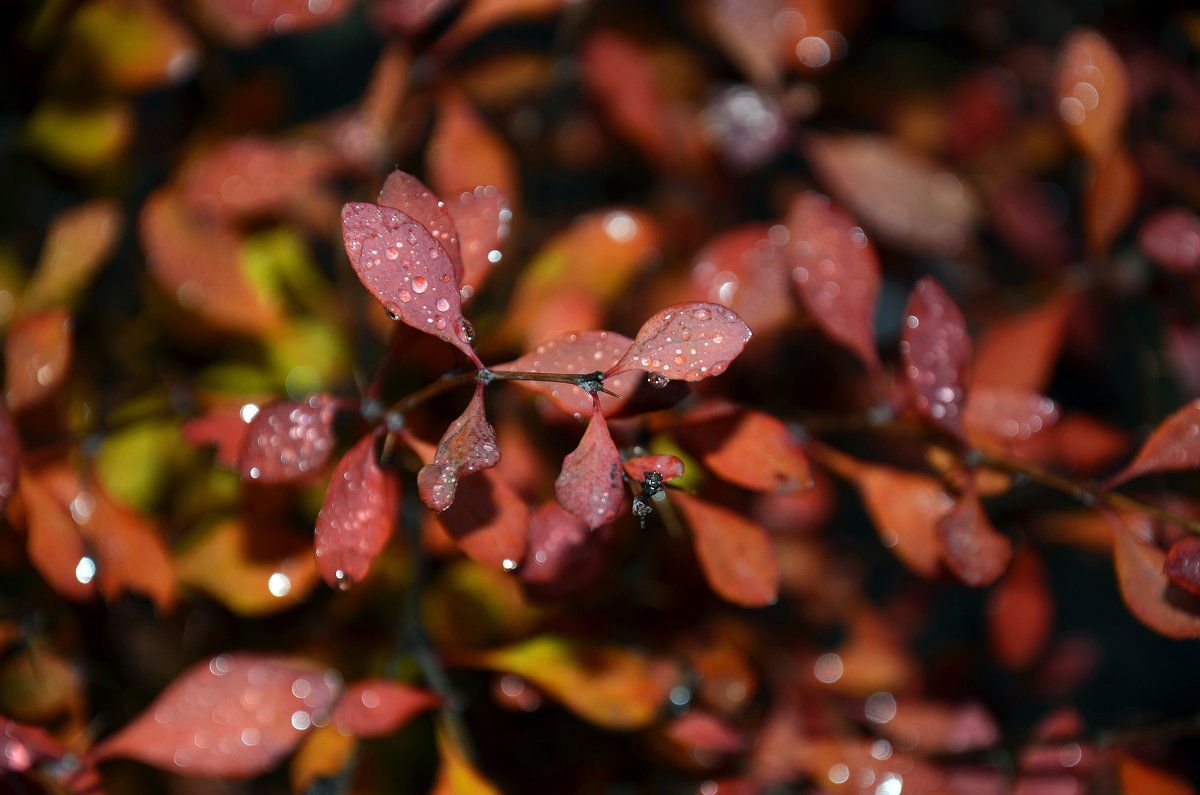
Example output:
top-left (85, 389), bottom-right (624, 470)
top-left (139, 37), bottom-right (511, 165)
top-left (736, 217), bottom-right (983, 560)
top-left (5, 0), bottom-right (1200, 793)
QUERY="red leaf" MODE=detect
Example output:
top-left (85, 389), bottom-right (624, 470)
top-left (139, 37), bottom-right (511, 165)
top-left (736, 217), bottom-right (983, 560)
top-left (239, 396), bottom-right (337, 483)
top-left (872, 699), bottom-right (999, 755)
top-left (373, 0), bottom-right (461, 36)
top-left (331, 679), bottom-right (441, 739)
top-left (1056, 29), bottom-right (1129, 159)
top-left (1084, 147), bottom-right (1139, 258)
top-left (5, 308), bottom-right (72, 411)
top-left (90, 653), bottom-right (341, 777)
top-left (622, 454), bottom-right (684, 483)
top-left (973, 294), bottom-right (1075, 392)
top-left (674, 404), bottom-right (810, 493)
top-left (1164, 537), bottom-right (1200, 598)
top-left (672, 491), bottom-right (779, 607)
top-left (607, 302), bottom-right (752, 382)
top-left (937, 490), bottom-right (1012, 587)
top-left (20, 468), bottom-right (95, 602)
top-left (555, 402), bottom-right (623, 529)
top-left (901, 277), bottom-right (972, 439)
top-left (806, 133), bottom-right (980, 257)
top-left (1140, 208), bottom-right (1200, 275)
top-left (964, 386), bottom-right (1060, 449)
top-left (493, 330), bottom-right (638, 420)
top-left (0, 715), bottom-right (74, 772)
top-left (1112, 513), bottom-right (1200, 639)
top-left (687, 223), bottom-right (794, 336)
top-left (418, 385), bottom-right (500, 511)
top-left (181, 403), bottom-right (254, 469)
top-left (340, 201), bottom-right (478, 363)
top-left (191, 0), bottom-right (353, 46)
top-left (447, 185), bottom-right (511, 297)
top-left (519, 501), bottom-right (608, 597)
top-left (987, 546), bottom-right (1054, 670)
top-left (1107, 401), bottom-right (1200, 487)
top-left (314, 432), bottom-right (399, 589)
top-left (426, 88), bottom-right (519, 201)
top-left (181, 137), bottom-right (335, 223)
top-left (86, 485), bottom-right (179, 611)
top-left (377, 169), bottom-right (463, 285)
top-left (784, 192), bottom-right (882, 370)
top-left (0, 403), bottom-right (18, 512)
top-left (1117, 754), bottom-right (1197, 795)
top-left (665, 710), bottom-right (746, 754)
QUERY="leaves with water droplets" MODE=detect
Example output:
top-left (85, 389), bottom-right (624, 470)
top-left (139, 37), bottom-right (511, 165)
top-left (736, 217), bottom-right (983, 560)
top-left (674, 404), bottom-right (810, 493)
top-left (608, 302), bottom-right (751, 382)
top-left (937, 490), bottom-right (1012, 587)
top-left (239, 396), bottom-right (336, 483)
top-left (5, 308), bottom-right (72, 411)
top-left (901, 278), bottom-right (972, 439)
top-left (672, 491), bottom-right (779, 607)
top-left (90, 653), bottom-right (341, 777)
top-left (418, 386), bottom-right (500, 511)
top-left (1055, 29), bottom-right (1129, 160)
top-left (314, 432), bottom-right (399, 588)
top-left (785, 192), bottom-right (881, 371)
top-left (1106, 401), bottom-right (1200, 488)
top-left (555, 402), bottom-right (623, 529)
top-left (964, 386), bottom-right (1060, 451)
top-left (519, 501), bottom-right (605, 597)
top-left (1112, 513), bottom-right (1200, 639)
top-left (448, 185), bottom-right (511, 296)
top-left (460, 635), bottom-right (678, 730)
top-left (331, 679), bottom-right (441, 738)
top-left (341, 201), bottom-right (476, 362)
top-left (493, 330), bottom-right (638, 419)
top-left (377, 169), bottom-right (463, 284)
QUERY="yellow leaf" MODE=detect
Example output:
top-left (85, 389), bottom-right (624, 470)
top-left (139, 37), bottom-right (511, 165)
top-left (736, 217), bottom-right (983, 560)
top-left (25, 100), bottom-right (133, 173)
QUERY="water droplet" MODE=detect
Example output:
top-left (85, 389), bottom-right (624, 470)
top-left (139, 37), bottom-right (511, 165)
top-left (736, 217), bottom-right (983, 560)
top-left (412, 276), bottom-right (429, 294)
top-left (334, 570), bottom-right (354, 591)
top-left (385, 246), bottom-right (399, 260)
top-left (436, 297), bottom-right (450, 312)
top-left (75, 556), bottom-right (96, 584)
top-left (502, 559), bottom-right (517, 571)
top-left (458, 319), bottom-right (476, 343)
top-left (435, 316), bottom-right (447, 330)
top-left (291, 710), bottom-right (312, 730)
top-left (268, 572), bottom-right (292, 597)
top-left (647, 373), bottom-right (670, 389)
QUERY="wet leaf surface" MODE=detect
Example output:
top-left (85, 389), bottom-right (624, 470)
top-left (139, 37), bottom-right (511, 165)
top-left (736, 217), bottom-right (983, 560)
top-left (964, 386), bottom-right (1060, 450)
top-left (937, 490), bottom-right (1013, 587)
top-left (376, 169), bottom-right (463, 284)
top-left (331, 678), bottom-right (440, 738)
top-left (494, 330), bottom-right (638, 420)
top-left (448, 185), bottom-right (511, 296)
top-left (901, 277), bottom-right (972, 439)
top-left (419, 386), bottom-right (500, 511)
top-left (622, 454), bottom-right (684, 483)
top-left (238, 396), bottom-right (336, 483)
top-left (1164, 536), bottom-right (1200, 599)
top-left (673, 491), bottom-right (780, 607)
top-left (687, 223), bottom-right (794, 335)
top-left (427, 88), bottom-right (519, 201)
top-left (555, 403), bottom-right (623, 528)
top-left (608, 302), bottom-right (752, 382)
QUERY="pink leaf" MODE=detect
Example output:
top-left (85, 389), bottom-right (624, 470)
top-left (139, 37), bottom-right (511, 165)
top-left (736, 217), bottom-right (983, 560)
top-left (901, 277), bottom-right (972, 439)
top-left (181, 404), bottom-right (252, 469)
top-left (623, 454), bottom-right (684, 483)
top-left (239, 396), bottom-right (336, 483)
top-left (519, 501), bottom-right (609, 598)
top-left (784, 192), bottom-right (882, 371)
top-left (665, 710), bottom-right (746, 754)
top-left (90, 653), bottom-right (341, 777)
top-left (964, 386), bottom-right (1060, 447)
top-left (555, 402), bottom-right (623, 528)
top-left (181, 137), bottom-right (335, 223)
top-left (688, 223), bottom-right (793, 335)
top-left (672, 491), bottom-right (779, 607)
top-left (340, 201), bottom-right (477, 363)
top-left (1055, 29), bottom-right (1129, 160)
top-left (1165, 537), bottom-right (1200, 598)
top-left (937, 491), bottom-right (1012, 587)
top-left (1139, 208), bottom-right (1200, 275)
top-left (377, 170), bottom-right (463, 285)
top-left (314, 432), bottom-right (399, 589)
top-left (493, 330), bottom-right (638, 420)
top-left (331, 679), bottom-right (441, 739)
top-left (417, 385), bottom-right (500, 511)
top-left (1106, 400), bottom-right (1200, 488)
top-left (447, 185), bottom-right (511, 297)
top-left (607, 303), bottom-right (752, 382)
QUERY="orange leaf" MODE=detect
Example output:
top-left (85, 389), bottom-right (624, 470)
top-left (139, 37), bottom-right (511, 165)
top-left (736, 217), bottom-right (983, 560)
top-left (25, 199), bottom-right (123, 312)
top-left (5, 308), bottom-right (72, 412)
top-left (290, 723), bottom-right (356, 794)
top-left (19, 468), bottom-right (95, 603)
top-left (1106, 400), bottom-right (1200, 488)
top-left (851, 461), bottom-right (951, 578)
top-left (665, 710), bottom-right (746, 754)
top-left (1118, 754), bottom-right (1196, 795)
top-left (701, 0), bottom-right (785, 85)
top-left (191, 0), bottom-right (354, 47)
top-left (1113, 513), bottom-right (1200, 639)
top-left (448, 185), bottom-right (511, 297)
top-left (434, 0), bottom-right (567, 58)
top-left (987, 546), bottom-right (1054, 670)
top-left (937, 490), bottom-right (1012, 587)
top-left (433, 466), bottom-right (528, 571)
top-left (1084, 147), bottom-right (1139, 258)
top-left (431, 720), bottom-right (502, 795)
top-left (427, 87), bottom-right (519, 202)
top-left (1055, 29), bottom-right (1129, 159)
top-left (672, 491), bottom-right (780, 607)
top-left (674, 404), bottom-right (810, 493)
top-left (973, 294), bottom-right (1075, 392)
top-left (964, 386), bottom-right (1059, 451)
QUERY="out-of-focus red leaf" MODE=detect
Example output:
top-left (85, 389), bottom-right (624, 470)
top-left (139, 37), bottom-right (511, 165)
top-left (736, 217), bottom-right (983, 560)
top-left (701, 0), bottom-right (784, 85)
top-left (493, 330), bottom-right (638, 420)
top-left (1107, 401), bottom-right (1200, 488)
top-left (665, 710), bottom-right (746, 754)
top-left (988, 179), bottom-right (1072, 273)
top-left (608, 302), bottom-right (752, 382)
top-left (342, 201), bottom-right (478, 362)
top-left (177, 519), bottom-right (319, 616)
top-left (461, 635), bottom-right (677, 730)
top-left (1117, 754), bottom-right (1196, 795)
top-left (1056, 29), bottom-right (1129, 160)
top-left (901, 277), bottom-right (972, 439)
top-left (944, 69), bottom-right (1018, 161)
top-left (964, 386), bottom-right (1060, 450)
top-left (86, 485), bottom-right (178, 611)
top-left (1140, 208), bottom-right (1200, 275)
top-left (1084, 147), bottom-right (1138, 257)
top-left (687, 223), bottom-right (793, 335)
top-left (448, 185), bottom-right (511, 297)
top-left (377, 169), bottom-right (463, 285)
top-left (181, 403), bottom-right (255, 469)
top-left (427, 88), bottom-right (519, 202)
top-left (987, 546), bottom-right (1054, 670)
top-left (25, 199), bottom-right (123, 311)
top-left (937, 490), bottom-right (1012, 587)
top-left (141, 189), bottom-right (282, 336)
top-left (90, 653), bottom-right (341, 777)
top-left (0, 404), bottom-right (17, 512)
top-left (19, 469), bottom-right (94, 602)
top-left (190, 0), bottom-right (354, 47)
top-left (238, 396), bottom-right (336, 483)
top-left (803, 738), bottom-right (948, 794)
top-left (806, 133), bottom-right (980, 257)
top-left (373, 0), bottom-right (461, 36)
top-left (419, 386), bottom-right (500, 511)
top-left (753, 469), bottom-right (835, 535)
top-left (182, 137), bottom-right (336, 223)
top-left (0, 715), bottom-right (74, 773)
top-left (973, 294), bottom-right (1075, 392)
top-left (431, 720), bottom-right (502, 795)
top-left (314, 432), bottom-right (399, 589)
top-left (623, 454), bottom-right (684, 483)
top-left (674, 404), bottom-right (810, 493)
top-left (871, 699), bottom-right (999, 755)
top-left (331, 679), bottom-right (440, 739)
top-left (434, 0), bottom-right (567, 57)
top-left (5, 308), bottom-right (72, 411)
top-left (519, 502), bottom-right (609, 598)
top-left (784, 192), bottom-right (881, 371)
top-left (555, 402), bottom-right (623, 529)
top-left (1113, 514), bottom-right (1200, 639)
top-left (1164, 536), bottom-right (1200, 598)
top-left (672, 491), bottom-right (780, 607)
